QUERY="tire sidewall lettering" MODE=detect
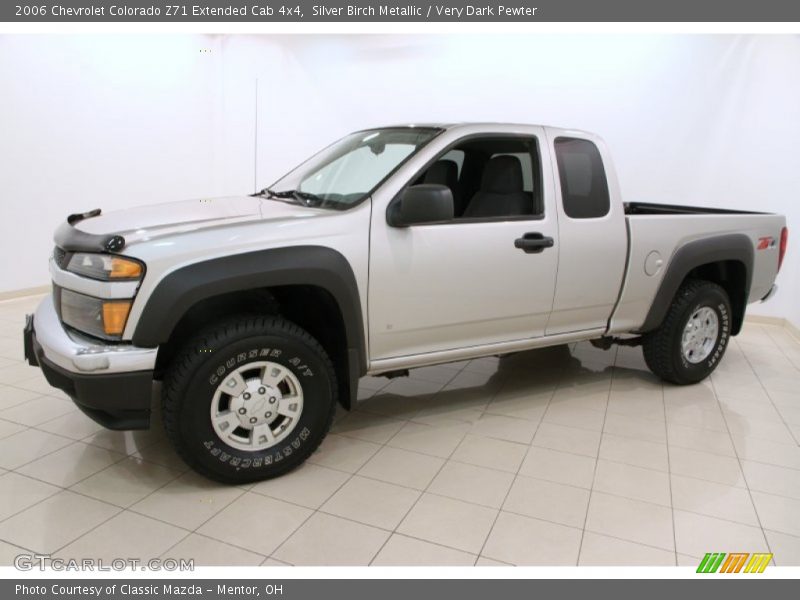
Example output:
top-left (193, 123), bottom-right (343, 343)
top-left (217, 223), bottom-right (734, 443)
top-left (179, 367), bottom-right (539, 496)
top-left (183, 338), bottom-right (329, 474)
top-left (203, 425), bottom-right (312, 469)
top-left (207, 347), bottom-right (315, 387)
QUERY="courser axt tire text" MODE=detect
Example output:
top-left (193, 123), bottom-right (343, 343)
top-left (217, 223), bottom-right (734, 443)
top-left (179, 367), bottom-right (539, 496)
top-left (161, 315), bottom-right (337, 484)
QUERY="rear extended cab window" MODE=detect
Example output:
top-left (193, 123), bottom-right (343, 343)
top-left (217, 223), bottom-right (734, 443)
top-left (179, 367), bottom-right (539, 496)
top-left (554, 137), bottom-right (610, 219)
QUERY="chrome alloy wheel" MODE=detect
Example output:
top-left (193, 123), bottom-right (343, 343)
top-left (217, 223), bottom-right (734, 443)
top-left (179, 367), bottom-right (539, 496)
top-left (210, 361), bottom-right (304, 452)
top-left (680, 307), bottom-right (719, 364)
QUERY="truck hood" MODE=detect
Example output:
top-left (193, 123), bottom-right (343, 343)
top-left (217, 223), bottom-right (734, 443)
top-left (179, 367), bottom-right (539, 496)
top-left (75, 196), bottom-right (320, 244)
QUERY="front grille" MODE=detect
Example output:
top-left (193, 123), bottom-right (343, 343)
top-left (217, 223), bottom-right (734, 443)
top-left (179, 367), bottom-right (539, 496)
top-left (53, 246), bottom-right (71, 269)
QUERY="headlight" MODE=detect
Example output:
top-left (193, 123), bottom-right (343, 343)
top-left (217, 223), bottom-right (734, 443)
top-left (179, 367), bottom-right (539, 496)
top-left (60, 289), bottom-right (133, 340)
top-left (65, 253), bottom-right (144, 281)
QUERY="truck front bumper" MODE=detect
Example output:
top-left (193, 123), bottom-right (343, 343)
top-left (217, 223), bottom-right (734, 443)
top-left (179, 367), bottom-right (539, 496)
top-left (24, 295), bottom-right (157, 430)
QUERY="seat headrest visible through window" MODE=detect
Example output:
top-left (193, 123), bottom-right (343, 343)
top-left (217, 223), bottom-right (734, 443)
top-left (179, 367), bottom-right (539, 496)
top-left (424, 160), bottom-right (459, 188)
top-left (481, 155), bottom-right (524, 194)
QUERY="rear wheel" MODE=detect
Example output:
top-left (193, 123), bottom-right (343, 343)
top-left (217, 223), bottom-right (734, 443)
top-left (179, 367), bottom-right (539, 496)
top-left (643, 279), bottom-right (731, 385)
top-left (162, 315), bottom-right (337, 483)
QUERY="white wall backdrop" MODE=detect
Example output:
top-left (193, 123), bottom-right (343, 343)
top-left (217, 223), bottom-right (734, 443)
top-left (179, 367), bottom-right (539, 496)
top-left (1, 34), bottom-right (798, 328)
top-left (0, 35), bottom-right (226, 292)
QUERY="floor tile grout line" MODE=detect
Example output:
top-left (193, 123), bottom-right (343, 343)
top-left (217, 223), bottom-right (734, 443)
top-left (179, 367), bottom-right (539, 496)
top-left (322, 396), bottom-right (800, 492)
top-left (0, 503), bottom-right (696, 566)
top-left (472, 351), bottom-right (589, 565)
top-left (34, 462), bottom-right (205, 557)
top-left (1, 435), bottom-right (130, 486)
top-left (707, 365), bottom-right (774, 555)
top-left (264, 367), bottom-right (472, 564)
top-left (266, 449), bottom-right (375, 562)
top-left (757, 324), bottom-right (800, 369)
top-left (364, 365), bottom-right (477, 565)
top-left (306, 429), bottom-right (700, 477)
top-left (734, 337), bottom-right (800, 448)
top-left (0, 389), bottom-right (72, 413)
top-left (370, 456), bottom-right (466, 558)
top-left (0, 476), bottom-right (64, 525)
top-left (4, 404), bottom-right (792, 535)
top-left (574, 346), bottom-right (618, 566)
top-left (353, 363), bottom-right (469, 421)
top-left (47, 503), bottom-right (127, 558)
top-left (6, 419), bottom-right (185, 475)
top-left (0, 468), bottom-right (153, 528)
top-left (364, 434), bottom-right (469, 566)
top-left (7, 446), bottom-right (132, 498)
top-left (0, 537), bottom-right (38, 557)
top-left (249, 460), bottom-right (782, 533)
top-left (35, 432), bottom-right (235, 558)
top-left (157, 507), bottom-right (269, 564)
top-left (311, 499), bottom-right (680, 561)
top-left (661, 374), bottom-right (678, 566)
top-left (0, 420), bottom-right (34, 444)
top-left (100, 480), bottom-right (250, 563)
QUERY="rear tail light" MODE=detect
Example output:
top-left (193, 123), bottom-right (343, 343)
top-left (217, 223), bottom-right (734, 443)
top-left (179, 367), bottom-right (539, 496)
top-left (778, 227), bottom-right (788, 272)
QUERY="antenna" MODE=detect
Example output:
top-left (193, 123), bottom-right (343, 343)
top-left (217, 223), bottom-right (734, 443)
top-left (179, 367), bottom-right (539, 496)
top-left (253, 77), bottom-right (259, 193)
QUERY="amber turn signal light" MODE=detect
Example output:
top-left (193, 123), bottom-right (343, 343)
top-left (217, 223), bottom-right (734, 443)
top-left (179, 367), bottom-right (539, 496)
top-left (109, 257), bottom-right (144, 279)
top-left (102, 301), bottom-right (132, 336)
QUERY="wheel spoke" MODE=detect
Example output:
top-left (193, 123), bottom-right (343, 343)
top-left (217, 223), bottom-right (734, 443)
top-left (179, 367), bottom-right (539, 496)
top-left (212, 411), bottom-right (239, 433)
top-left (252, 423), bottom-right (275, 446)
top-left (261, 364), bottom-right (288, 388)
top-left (221, 371), bottom-right (248, 396)
top-left (276, 398), bottom-right (301, 419)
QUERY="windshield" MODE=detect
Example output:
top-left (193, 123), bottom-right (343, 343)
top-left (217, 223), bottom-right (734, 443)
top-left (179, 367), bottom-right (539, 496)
top-left (265, 127), bottom-right (441, 209)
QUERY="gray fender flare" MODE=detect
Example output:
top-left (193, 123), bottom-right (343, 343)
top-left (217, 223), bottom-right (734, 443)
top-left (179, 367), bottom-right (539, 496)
top-left (639, 234), bottom-right (754, 335)
top-left (132, 246), bottom-right (366, 403)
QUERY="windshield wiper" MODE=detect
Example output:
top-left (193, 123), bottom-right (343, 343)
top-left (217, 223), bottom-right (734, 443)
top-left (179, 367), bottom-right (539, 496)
top-left (259, 188), bottom-right (325, 207)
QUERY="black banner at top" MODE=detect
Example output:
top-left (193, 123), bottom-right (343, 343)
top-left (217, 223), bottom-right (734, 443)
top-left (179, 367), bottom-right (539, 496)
top-left (3, 0), bottom-right (800, 22)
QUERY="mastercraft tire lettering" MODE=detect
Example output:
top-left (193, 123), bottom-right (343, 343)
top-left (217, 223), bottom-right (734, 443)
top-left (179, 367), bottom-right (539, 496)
top-left (162, 315), bottom-right (337, 483)
top-left (643, 279), bottom-right (732, 385)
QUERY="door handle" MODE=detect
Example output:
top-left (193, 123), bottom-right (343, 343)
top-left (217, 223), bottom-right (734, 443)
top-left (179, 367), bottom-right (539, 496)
top-left (514, 232), bottom-right (554, 254)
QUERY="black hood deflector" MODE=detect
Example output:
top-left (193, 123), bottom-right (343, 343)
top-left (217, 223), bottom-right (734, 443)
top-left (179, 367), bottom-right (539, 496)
top-left (54, 209), bottom-right (126, 253)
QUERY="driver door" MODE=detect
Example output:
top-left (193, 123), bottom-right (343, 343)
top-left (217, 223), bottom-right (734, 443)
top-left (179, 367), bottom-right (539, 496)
top-left (368, 130), bottom-right (559, 361)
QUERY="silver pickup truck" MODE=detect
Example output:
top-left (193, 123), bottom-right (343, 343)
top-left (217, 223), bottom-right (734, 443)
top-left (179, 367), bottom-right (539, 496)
top-left (23, 123), bottom-right (788, 483)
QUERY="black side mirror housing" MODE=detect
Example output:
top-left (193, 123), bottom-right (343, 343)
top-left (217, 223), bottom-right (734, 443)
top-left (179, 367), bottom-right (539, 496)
top-left (388, 184), bottom-right (454, 227)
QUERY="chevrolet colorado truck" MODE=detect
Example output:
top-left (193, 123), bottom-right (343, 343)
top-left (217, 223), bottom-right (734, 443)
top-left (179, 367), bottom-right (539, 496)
top-left (23, 123), bottom-right (788, 483)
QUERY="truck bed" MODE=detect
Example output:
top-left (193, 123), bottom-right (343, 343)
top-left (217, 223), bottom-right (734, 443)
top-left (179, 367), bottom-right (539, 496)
top-left (610, 207), bottom-right (785, 335)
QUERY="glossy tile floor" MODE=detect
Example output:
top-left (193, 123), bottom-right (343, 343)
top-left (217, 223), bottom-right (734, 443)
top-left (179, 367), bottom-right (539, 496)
top-left (1, 294), bottom-right (799, 567)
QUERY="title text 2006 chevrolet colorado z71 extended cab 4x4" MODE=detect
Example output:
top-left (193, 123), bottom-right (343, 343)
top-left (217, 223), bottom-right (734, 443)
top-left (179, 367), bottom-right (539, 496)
top-left (23, 123), bottom-right (788, 482)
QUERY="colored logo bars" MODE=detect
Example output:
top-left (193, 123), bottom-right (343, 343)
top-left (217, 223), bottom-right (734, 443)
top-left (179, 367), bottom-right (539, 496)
top-left (697, 552), bottom-right (773, 573)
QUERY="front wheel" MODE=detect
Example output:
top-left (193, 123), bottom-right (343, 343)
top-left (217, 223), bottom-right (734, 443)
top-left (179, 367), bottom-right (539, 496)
top-left (162, 315), bottom-right (337, 483)
top-left (643, 279), bottom-right (731, 385)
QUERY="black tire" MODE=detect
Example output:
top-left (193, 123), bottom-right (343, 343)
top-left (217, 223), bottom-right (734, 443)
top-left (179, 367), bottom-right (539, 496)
top-left (642, 279), bottom-right (731, 385)
top-left (162, 315), bottom-right (337, 484)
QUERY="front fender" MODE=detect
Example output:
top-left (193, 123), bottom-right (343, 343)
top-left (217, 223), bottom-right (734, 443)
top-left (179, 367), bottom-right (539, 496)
top-left (131, 245), bottom-right (366, 376)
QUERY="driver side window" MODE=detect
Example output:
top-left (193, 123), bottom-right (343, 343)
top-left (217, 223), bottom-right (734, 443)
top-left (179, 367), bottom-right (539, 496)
top-left (415, 136), bottom-right (542, 220)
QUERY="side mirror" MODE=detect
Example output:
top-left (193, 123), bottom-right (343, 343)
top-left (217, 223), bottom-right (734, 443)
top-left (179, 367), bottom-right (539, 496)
top-left (388, 184), bottom-right (454, 227)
